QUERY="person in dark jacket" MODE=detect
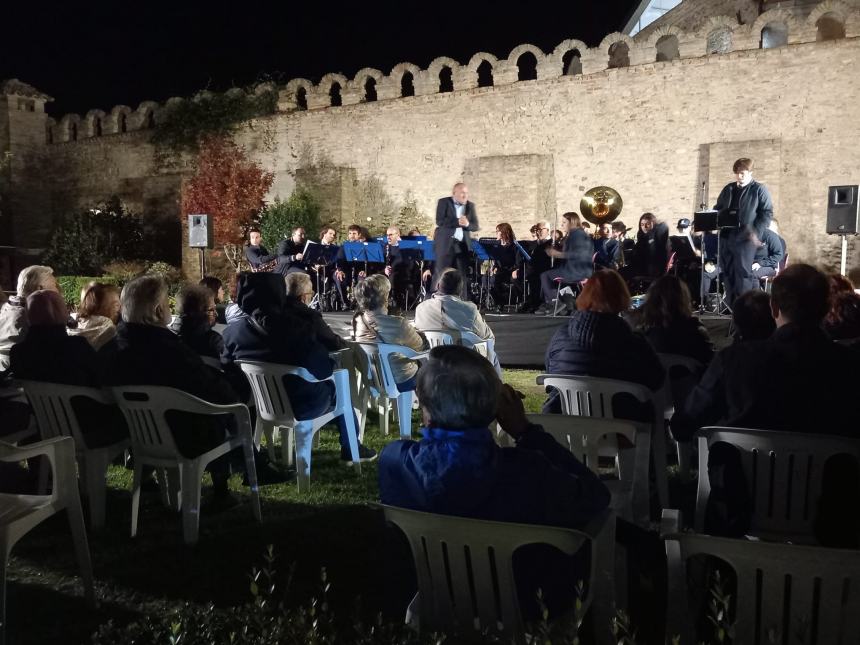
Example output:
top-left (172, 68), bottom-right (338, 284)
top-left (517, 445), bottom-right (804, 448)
top-left (221, 272), bottom-right (375, 464)
top-left (631, 276), bottom-right (714, 366)
top-left (543, 269), bottom-right (665, 416)
top-left (626, 212), bottom-right (671, 282)
top-left (379, 344), bottom-right (610, 619)
top-left (283, 272), bottom-right (346, 351)
top-left (433, 182), bottom-right (480, 296)
top-left (751, 221), bottom-right (785, 281)
top-left (107, 275), bottom-right (243, 500)
top-left (11, 290), bottom-right (127, 449)
top-left (671, 264), bottom-right (860, 546)
top-left (245, 228), bottom-right (278, 270)
top-left (730, 290), bottom-right (776, 342)
top-left (713, 157), bottom-right (774, 305)
top-left (535, 212), bottom-right (594, 315)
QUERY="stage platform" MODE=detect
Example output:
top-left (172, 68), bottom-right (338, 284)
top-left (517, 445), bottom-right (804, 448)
top-left (322, 311), bottom-right (733, 368)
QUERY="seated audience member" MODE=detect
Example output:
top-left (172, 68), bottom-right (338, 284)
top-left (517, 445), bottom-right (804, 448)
top-left (284, 272), bottom-right (346, 351)
top-left (170, 284), bottom-right (223, 359)
top-left (107, 275), bottom-right (246, 499)
top-left (631, 276), bottom-right (714, 365)
top-left (0, 265), bottom-right (59, 371)
top-left (824, 290), bottom-right (860, 343)
top-left (414, 268), bottom-right (501, 374)
top-left (672, 265), bottom-right (860, 545)
top-left (731, 290), bottom-right (776, 342)
top-left (222, 272), bottom-right (376, 464)
top-left (352, 274), bottom-right (428, 393)
top-left (379, 345), bottom-right (611, 619)
top-left (11, 290), bottom-right (126, 448)
top-left (199, 275), bottom-right (227, 324)
top-left (543, 269), bottom-right (664, 414)
top-left (69, 282), bottom-right (121, 352)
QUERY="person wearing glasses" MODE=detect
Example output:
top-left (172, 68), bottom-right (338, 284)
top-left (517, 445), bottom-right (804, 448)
top-left (171, 284), bottom-right (224, 362)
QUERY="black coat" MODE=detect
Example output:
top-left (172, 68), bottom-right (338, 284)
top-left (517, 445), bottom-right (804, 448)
top-left (638, 317), bottom-right (715, 366)
top-left (543, 311), bottom-right (665, 417)
top-left (245, 244), bottom-right (277, 268)
top-left (714, 180), bottom-right (773, 240)
top-left (433, 197), bottom-right (479, 271)
top-left (672, 323), bottom-right (860, 441)
top-left (753, 229), bottom-right (786, 268)
top-left (631, 222), bottom-right (670, 277)
top-left (557, 228), bottom-right (595, 282)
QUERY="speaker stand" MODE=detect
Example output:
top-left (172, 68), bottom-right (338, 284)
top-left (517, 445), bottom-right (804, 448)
top-left (841, 234), bottom-right (849, 277)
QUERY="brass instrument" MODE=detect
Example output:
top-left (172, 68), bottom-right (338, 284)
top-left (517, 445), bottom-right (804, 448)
top-left (251, 258), bottom-right (279, 273)
top-left (579, 186), bottom-right (623, 225)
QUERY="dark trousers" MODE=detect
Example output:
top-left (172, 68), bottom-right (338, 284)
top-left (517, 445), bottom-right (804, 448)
top-left (434, 240), bottom-right (471, 299)
top-left (752, 266), bottom-right (776, 280)
top-left (540, 268), bottom-right (573, 303)
top-left (718, 229), bottom-right (758, 306)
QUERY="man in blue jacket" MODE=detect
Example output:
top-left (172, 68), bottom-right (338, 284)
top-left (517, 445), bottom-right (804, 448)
top-left (713, 158), bottom-right (774, 305)
top-left (379, 344), bottom-right (610, 617)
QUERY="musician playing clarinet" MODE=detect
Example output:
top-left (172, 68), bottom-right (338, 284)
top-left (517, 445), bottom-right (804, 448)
top-left (245, 228), bottom-right (279, 271)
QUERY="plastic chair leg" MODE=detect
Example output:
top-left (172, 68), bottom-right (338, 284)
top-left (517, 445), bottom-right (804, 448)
top-left (282, 427), bottom-right (295, 467)
top-left (651, 429), bottom-right (670, 511)
top-left (341, 411), bottom-right (362, 476)
top-left (82, 456), bottom-right (107, 531)
top-left (240, 439), bottom-right (262, 523)
top-left (159, 468), bottom-right (181, 512)
top-left (66, 492), bottom-right (96, 607)
top-left (293, 423), bottom-right (314, 492)
top-left (396, 391), bottom-right (413, 440)
top-left (130, 463), bottom-right (142, 538)
top-left (379, 398), bottom-right (390, 436)
top-left (180, 464), bottom-right (203, 545)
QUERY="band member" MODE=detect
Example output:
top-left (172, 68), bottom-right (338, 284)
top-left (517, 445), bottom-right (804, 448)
top-left (522, 221), bottom-right (552, 312)
top-left (752, 219), bottom-right (786, 280)
top-left (627, 213), bottom-right (671, 280)
top-left (245, 228), bottom-right (278, 271)
top-left (535, 212), bottom-right (594, 315)
top-left (384, 226), bottom-right (419, 310)
top-left (713, 157), bottom-right (774, 305)
top-left (433, 182), bottom-right (479, 296)
top-left (593, 221), bottom-right (618, 269)
top-left (488, 223), bottom-right (523, 311)
top-left (313, 225), bottom-right (345, 307)
top-left (276, 227), bottom-right (307, 275)
top-left (611, 221), bottom-right (634, 267)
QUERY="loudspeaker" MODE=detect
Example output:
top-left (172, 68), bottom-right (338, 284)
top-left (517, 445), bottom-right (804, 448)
top-left (826, 185), bottom-right (860, 234)
top-left (188, 214), bottom-right (212, 248)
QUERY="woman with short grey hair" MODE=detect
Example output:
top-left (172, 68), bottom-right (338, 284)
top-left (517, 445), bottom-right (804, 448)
top-left (353, 274), bottom-right (427, 391)
top-left (0, 264), bottom-right (60, 371)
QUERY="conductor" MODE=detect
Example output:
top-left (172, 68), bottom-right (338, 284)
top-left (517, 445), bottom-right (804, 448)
top-left (433, 182), bottom-right (479, 296)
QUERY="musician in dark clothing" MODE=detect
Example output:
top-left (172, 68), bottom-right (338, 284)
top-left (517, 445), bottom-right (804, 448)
top-left (245, 228), bottom-right (278, 270)
top-left (521, 221), bottom-right (553, 312)
top-left (628, 213), bottom-right (671, 279)
top-left (593, 222), bottom-right (619, 269)
top-left (713, 157), bottom-right (774, 305)
top-left (535, 212), bottom-right (594, 316)
top-left (275, 227), bottom-right (308, 275)
top-left (752, 220), bottom-right (786, 280)
top-left (384, 226), bottom-right (419, 311)
top-left (611, 221), bottom-right (635, 268)
top-left (310, 226), bottom-right (345, 308)
top-left (487, 223), bottom-right (524, 311)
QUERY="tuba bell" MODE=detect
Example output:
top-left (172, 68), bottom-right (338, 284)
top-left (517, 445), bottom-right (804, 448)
top-left (580, 186), bottom-right (623, 225)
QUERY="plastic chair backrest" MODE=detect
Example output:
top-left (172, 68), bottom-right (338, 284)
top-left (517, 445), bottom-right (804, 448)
top-left (657, 353), bottom-right (703, 416)
top-left (422, 329), bottom-right (456, 348)
top-left (19, 380), bottom-right (113, 449)
top-left (357, 342), bottom-right (424, 399)
top-left (236, 360), bottom-right (317, 425)
top-left (694, 427), bottom-right (860, 541)
top-left (535, 374), bottom-right (656, 429)
top-left (420, 329), bottom-right (490, 359)
top-left (380, 504), bottom-right (607, 641)
top-left (525, 413), bottom-right (636, 473)
top-left (664, 517), bottom-right (860, 644)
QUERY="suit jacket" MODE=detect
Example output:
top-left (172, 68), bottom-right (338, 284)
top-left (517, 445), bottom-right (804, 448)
top-left (433, 197), bottom-right (479, 264)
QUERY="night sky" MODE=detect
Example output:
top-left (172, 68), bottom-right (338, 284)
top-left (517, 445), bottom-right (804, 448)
top-left (1, 1), bottom-right (639, 117)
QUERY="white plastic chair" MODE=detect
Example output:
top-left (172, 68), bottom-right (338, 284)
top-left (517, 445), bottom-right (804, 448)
top-left (237, 361), bottom-right (361, 491)
top-left (380, 504), bottom-right (615, 645)
top-left (662, 509), bottom-right (860, 645)
top-left (536, 374), bottom-right (667, 519)
top-left (356, 343), bottom-right (428, 440)
top-left (524, 413), bottom-right (646, 522)
top-left (111, 386), bottom-right (261, 544)
top-left (0, 437), bottom-right (95, 644)
top-left (420, 329), bottom-right (490, 357)
top-left (19, 380), bottom-right (129, 530)
top-left (657, 354), bottom-right (704, 481)
top-left (694, 427), bottom-right (860, 543)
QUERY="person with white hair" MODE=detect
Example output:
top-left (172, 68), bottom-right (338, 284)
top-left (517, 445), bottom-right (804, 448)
top-left (0, 265), bottom-right (59, 371)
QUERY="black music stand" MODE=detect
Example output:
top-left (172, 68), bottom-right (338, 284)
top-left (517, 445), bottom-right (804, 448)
top-left (693, 209), bottom-right (732, 316)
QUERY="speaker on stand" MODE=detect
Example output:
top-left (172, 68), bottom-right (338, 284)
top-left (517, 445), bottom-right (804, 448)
top-left (188, 214), bottom-right (213, 276)
top-left (825, 186), bottom-right (859, 276)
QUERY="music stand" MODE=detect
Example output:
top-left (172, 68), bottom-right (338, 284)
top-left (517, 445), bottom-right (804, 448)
top-left (389, 241), bottom-right (424, 311)
top-left (413, 239), bottom-right (434, 300)
top-left (693, 210), bottom-right (731, 316)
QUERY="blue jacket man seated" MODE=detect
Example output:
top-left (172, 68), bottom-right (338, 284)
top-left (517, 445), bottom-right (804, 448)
top-left (379, 344), bottom-right (610, 619)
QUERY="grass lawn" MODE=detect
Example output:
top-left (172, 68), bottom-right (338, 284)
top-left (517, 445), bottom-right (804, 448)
top-left (5, 370), bottom-right (551, 644)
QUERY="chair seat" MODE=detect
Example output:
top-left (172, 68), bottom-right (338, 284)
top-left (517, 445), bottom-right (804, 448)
top-left (0, 494), bottom-right (54, 523)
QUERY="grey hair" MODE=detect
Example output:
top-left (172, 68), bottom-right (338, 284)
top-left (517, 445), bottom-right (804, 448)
top-left (436, 268), bottom-right (463, 296)
top-left (284, 271), bottom-right (312, 297)
top-left (121, 275), bottom-right (169, 326)
top-left (416, 345), bottom-right (501, 429)
top-left (354, 274), bottom-right (390, 312)
top-left (17, 265), bottom-right (54, 298)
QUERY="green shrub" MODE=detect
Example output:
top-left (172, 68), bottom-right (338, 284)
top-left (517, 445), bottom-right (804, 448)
top-left (259, 189), bottom-right (321, 251)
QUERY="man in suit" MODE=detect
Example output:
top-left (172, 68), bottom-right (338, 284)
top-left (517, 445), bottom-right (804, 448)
top-left (433, 182), bottom-right (479, 297)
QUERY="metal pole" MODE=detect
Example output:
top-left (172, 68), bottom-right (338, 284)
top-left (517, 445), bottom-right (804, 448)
top-left (841, 235), bottom-right (848, 277)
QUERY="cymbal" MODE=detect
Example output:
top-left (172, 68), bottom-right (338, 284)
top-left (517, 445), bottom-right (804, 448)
top-left (580, 186), bottom-right (623, 225)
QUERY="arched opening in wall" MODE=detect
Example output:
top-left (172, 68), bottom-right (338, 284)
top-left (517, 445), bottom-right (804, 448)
top-left (761, 22), bottom-right (788, 48)
top-left (655, 34), bottom-right (680, 62)
top-left (119, 113), bottom-right (127, 133)
top-left (329, 82), bottom-right (342, 107)
top-left (516, 52), bottom-right (537, 81)
top-left (146, 111), bottom-right (155, 128)
top-left (608, 42), bottom-right (629, 69)
top-left (562, 49), bottom-right (582, 75)
top-left (94, 118), bottom-right (102, 136)
top-left (477, 60), bottom-right (494, 87)
top-left (816, 13), bottom-right (845, 41)
top-left (296, 87), bottom-right (308, 110)
top-left (439, 66), bottom-right (454, 93)
top-left (363, 77), bottom-right (377, 102)
top-left (401, 71), bottom-right (415, 97)
top-left (707, 27), bottom-right (733, 54)
top-left (70, 123), bottom-right (78, 141)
